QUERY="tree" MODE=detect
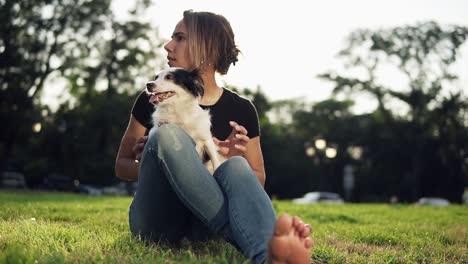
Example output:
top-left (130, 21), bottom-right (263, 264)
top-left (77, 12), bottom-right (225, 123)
top-left (1, 0), bottom-right (112, 172)
top-left (229, 86), bottom-right (310, 198)
top-left (1, 0), bottom-right (165, 185)
top-left (57, 1), bottom-right (164, 185)
top-left (319, 21), bottom-right (468, 201)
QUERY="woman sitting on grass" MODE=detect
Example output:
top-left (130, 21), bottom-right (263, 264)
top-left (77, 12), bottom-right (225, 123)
top-left (115, 9), bottom-right (313, 264)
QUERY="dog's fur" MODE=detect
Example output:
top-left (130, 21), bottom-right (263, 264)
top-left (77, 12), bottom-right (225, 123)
top-left (146, 67), bottom-right (222, 173)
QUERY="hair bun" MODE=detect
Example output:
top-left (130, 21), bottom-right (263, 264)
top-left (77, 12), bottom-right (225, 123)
top-left (229, 47), bottom-right (240, 65)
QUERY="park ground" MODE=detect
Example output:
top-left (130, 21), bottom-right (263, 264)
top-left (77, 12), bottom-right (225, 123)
top-left (0, 190), bottom-right (467, 263)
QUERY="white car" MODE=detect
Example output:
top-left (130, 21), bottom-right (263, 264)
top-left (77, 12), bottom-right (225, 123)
top-left (416, 197), bottom-right (450, 206)
top-left (1, 171), bottom-right (27, 189)
top-left (292, 192), bottom-right (344, 204)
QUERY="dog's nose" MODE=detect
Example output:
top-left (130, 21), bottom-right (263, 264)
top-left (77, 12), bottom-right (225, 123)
top-left (146, 82), bottom-right (155, 91)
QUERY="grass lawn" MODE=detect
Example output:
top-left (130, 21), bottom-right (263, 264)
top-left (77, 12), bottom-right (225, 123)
top-left (0, 190), bottom-right (466, 263)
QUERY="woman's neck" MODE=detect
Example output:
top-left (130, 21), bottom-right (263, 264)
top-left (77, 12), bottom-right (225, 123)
top-left (199, 70), bottom-right (223, 106)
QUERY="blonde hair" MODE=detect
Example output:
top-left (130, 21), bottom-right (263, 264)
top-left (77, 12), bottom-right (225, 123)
top-left (183, 10), bottom-right (240, 75)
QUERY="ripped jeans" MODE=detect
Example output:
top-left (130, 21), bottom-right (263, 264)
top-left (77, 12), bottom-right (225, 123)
top-left (129, 125), bottom-right (276, 264)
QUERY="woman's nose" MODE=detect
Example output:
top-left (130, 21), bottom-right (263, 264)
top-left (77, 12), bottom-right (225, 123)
top-left (164, 40), bottom-right (173, 52)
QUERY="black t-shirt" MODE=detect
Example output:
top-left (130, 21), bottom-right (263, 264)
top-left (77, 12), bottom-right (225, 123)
top-left (131, 88), bottom-right (260, 140)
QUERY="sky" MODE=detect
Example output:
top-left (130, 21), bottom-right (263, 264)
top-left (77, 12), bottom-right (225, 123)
top-left (43, 0), bottom-right (468, 113)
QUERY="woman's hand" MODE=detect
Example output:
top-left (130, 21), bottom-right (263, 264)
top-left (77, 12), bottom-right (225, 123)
top-left (213, 121), bottom-right (250, 158)
top-left (133, 136), bottom-right (148, 161)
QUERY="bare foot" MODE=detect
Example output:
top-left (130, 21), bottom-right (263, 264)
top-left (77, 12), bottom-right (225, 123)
top-left (267, 214), bottom-right (313, 264)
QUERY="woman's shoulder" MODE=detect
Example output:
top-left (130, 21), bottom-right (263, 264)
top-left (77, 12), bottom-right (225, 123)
top-left (222, 88), bottom-right (255, 108)
top-left (220, 88), bottom-right (258, 120)
top-left (221, 88), bottom-right (260, 137)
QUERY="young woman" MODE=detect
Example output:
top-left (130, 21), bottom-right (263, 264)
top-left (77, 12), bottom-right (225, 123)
top-left (115, 10), bottom-right (313, 264)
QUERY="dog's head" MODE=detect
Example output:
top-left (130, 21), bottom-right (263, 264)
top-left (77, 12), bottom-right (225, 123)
top-left (146, 67), bottom-right (204, 105)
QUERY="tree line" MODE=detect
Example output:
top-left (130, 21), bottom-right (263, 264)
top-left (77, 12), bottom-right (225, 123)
top-left (1, 0), bottom-right (467, 202)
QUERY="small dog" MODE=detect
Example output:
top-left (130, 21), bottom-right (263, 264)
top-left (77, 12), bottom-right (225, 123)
top-left (146, 67), bottom-right (222, 173)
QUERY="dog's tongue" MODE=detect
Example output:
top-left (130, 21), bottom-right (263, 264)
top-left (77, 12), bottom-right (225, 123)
top-left (149, 92), bottom-right (175, 105)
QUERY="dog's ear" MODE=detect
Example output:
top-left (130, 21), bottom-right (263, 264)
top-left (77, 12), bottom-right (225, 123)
top-left (173, 68), bottom-right (205, 98)
top-left (187, 69), bottom-right (204, 97)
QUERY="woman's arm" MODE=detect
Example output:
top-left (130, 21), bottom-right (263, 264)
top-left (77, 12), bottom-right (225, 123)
top-left (115, 115), bottom-right (147, 181)
top-left (243, 136), bottom-right (266, 187)
top-left (214, 121), bottom-right (266, 187)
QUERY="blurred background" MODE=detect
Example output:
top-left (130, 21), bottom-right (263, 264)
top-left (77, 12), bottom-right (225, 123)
top-left (1, 0), bottom-right (467, 203)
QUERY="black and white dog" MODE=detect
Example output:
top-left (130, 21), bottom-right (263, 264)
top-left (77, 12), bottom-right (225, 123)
top-left (146, 67), bottom-right (222, 173)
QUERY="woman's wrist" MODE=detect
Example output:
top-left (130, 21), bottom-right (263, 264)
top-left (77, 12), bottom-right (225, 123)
top-left (115, 158), bottom-right (140, 181)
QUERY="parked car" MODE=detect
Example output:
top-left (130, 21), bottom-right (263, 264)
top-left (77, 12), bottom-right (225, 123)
top-left (102, 182), bottom-right (130, 196)
top-left (416, 197), bottom-right (450, 206)
top-left (78, 184), bottom-right (103, 196)
top-left (292, 192), bottom-right (344, 204)
top-left (1, 171), bottom-right (27, 189)
top-left (42, 173), bottom-right (76, 191)
top-left (78, 182), bottom-right (136, 196)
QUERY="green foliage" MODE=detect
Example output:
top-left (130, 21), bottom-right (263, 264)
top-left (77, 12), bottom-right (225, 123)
top-left (1, 191), bottom-right (467, 263)
top-left (316, 21), bottom-right (468, 202)
top-left (243, 89), bottom-right (365, 199)
top-left (24, 91), bottom-right (138, 185)
top-left (1, 0), bottom-right (112, 171)
top-left (0, 0), bottom-right (109, 170)
top-left (1, 0), bottom-right (164, 185)
top-left (319, 21), bottom-right (468, 122)
top-left (63, 1), bottom-right (164, 99)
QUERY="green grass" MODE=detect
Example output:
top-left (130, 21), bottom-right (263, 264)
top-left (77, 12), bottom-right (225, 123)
top-left (0, 191), bottom-right (466, 263)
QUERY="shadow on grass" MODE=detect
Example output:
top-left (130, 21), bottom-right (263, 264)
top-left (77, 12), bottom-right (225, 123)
top-left (112, 234), bottom-right (246, 263)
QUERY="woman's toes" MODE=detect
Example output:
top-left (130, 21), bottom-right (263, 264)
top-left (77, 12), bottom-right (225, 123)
top-left (304, 237), bottom-right (313, 249)
top-left (291, 216), bottom-right (299, 226)
top-left (275, 214), bottom-right (292, 236)
top-left (301, 224), bottom-right (312, 237)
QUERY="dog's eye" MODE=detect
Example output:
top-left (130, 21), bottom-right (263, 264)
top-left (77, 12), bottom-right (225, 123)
top-left (165, 74), bottom-right (174, 80)
top-left (153, 75), bottom-right (159, 81)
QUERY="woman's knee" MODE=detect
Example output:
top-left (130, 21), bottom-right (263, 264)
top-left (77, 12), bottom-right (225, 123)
top-left (223, 156), bottom-right (250, 171)
top-left (216, 156), bottom-right (257, 186)
top-left (147, 124), bottom-right (188, 151)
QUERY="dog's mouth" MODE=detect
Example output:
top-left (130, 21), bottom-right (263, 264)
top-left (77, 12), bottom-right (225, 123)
top-left (149, 91), bottom-right (175, 105)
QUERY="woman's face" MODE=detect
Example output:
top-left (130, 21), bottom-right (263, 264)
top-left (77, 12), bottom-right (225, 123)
top-left (164, 20), bottom-right (192, 69)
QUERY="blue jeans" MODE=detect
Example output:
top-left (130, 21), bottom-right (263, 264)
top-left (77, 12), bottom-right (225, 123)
top-left (129, 125), bottom-right (276, 264)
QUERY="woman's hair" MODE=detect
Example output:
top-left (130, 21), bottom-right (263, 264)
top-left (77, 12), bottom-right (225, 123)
top-left (183, 10), bottom-right (240, 75)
